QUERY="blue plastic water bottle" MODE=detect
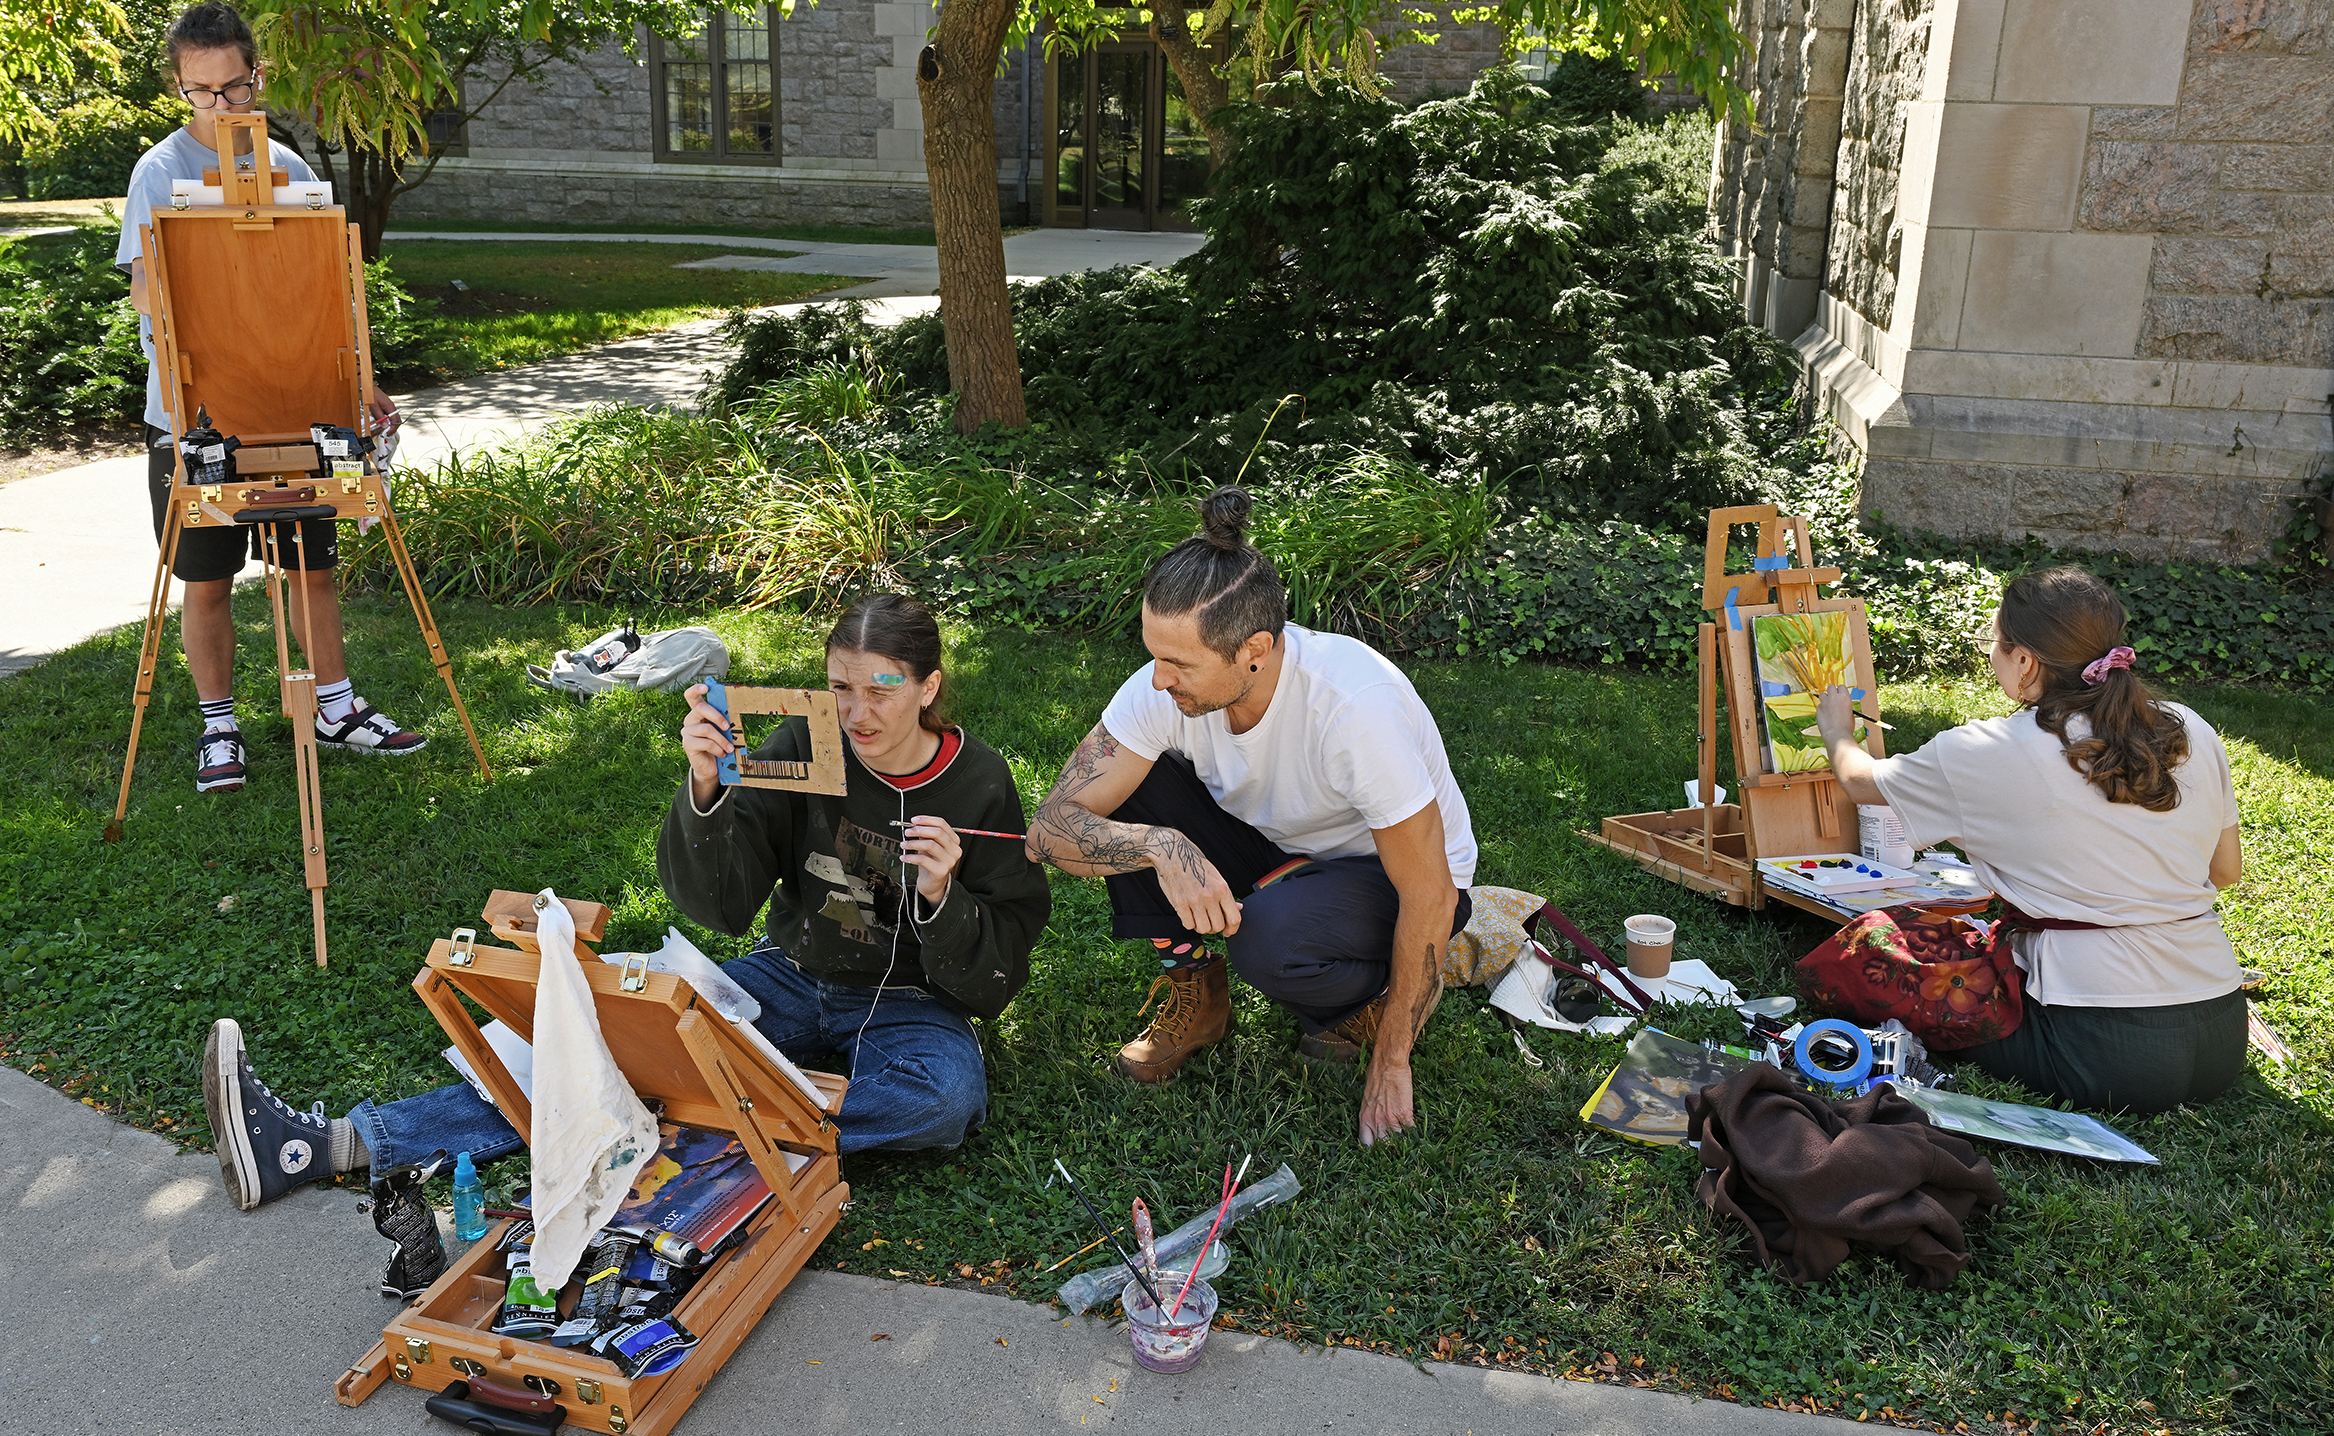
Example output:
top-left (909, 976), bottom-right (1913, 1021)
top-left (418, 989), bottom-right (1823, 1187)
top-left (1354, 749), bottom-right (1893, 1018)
top-left (452, 1151), bottom-right (487, 1242)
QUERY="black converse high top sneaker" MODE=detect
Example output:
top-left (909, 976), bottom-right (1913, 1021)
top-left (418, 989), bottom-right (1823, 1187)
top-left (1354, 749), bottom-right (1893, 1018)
top-left (201, 1018), bottom-right (330, 1211)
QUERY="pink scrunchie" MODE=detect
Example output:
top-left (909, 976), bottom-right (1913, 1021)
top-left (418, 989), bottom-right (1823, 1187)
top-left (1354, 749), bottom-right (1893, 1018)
top-left (2082, 646), bottom-right (2136, 684)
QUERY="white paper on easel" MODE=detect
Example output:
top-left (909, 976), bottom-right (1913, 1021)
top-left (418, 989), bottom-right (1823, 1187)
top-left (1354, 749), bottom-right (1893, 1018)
top-left (443, 1020), bottom-right (535, 1107)
top-left (168, 177), bottom-right (333, 208)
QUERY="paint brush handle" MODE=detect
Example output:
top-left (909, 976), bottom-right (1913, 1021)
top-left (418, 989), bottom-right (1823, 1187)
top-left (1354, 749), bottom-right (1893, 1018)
top-left (1054, 1160), bottom-right (1164, 1310)
top-left (1132, 1199), bottom-right (1157, 1284)
top-left (888, 821), bottom-right (1027, 840)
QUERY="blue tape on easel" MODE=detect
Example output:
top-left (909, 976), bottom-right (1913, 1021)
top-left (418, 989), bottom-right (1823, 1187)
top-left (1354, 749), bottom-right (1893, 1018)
top-left (1753, 555), bottom-right (1789, 571)
top-left (1794, 1019), bottom-right (1874, 1088)
top-left (704, 676), bottom-right (741, 787)
top-left (1724, 585), bottom-right (1743, 631)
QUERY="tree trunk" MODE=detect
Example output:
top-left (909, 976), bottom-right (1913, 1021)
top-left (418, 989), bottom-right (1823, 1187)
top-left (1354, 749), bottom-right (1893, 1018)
top-left (1150, 14), bottom-right (1234, 172)
top-left (918, 0), bottom-right (1026, 432)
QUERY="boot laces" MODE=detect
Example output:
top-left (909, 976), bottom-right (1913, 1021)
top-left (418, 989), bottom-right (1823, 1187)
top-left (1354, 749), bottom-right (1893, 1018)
top-left (1135, 971), bottom-right (1197, 1039)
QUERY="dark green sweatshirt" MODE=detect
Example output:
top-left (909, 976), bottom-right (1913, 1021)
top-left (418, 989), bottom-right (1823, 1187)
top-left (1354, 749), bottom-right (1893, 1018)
top-left (656, 719), bottom-right (1050, 1019)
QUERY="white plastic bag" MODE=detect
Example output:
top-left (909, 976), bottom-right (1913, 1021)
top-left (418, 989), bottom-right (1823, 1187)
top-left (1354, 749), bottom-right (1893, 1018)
top-left (601, 928), bottom-right (828, 1113)
top-left (527, 890), bottom-right (659, 1290)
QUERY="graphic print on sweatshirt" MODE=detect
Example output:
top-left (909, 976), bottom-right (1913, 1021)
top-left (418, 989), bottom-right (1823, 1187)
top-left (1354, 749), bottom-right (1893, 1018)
top-left (806, 818), bottom-right (910, 945)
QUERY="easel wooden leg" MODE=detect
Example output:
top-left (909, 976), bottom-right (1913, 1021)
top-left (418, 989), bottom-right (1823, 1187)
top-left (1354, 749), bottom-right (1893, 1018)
top-left (376, 505), bottom-right (491, 781)
top-left (1697, 621), bottom-right (1717, 873)
top-left (265, 527), bottom-right (331, 968)
top-left (106, 514), bottom-right (185, 843)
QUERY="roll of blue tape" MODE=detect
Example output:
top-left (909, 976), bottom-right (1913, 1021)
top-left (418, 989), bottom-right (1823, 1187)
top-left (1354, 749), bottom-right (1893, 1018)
top-left (1793, 1019), bottom-right (1874, 1087)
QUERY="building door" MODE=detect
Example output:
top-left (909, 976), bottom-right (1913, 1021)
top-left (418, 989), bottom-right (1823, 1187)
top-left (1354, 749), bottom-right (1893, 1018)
top-left (1049, 42), bottom-right (1208, 231)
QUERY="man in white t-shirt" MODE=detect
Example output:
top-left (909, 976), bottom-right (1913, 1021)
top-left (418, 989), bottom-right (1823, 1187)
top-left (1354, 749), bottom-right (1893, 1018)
top-left (1026, 488), bottom-right (1476, 1146)
top-left (117, 5), bottom-right (424, 799)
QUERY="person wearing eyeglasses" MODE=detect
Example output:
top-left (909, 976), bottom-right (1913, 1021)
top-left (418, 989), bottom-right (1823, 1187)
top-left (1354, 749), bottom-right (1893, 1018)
top-left (115, 4), bottom-right (421, 798)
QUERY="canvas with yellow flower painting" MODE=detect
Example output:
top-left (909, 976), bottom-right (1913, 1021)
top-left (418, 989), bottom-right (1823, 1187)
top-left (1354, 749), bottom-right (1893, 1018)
top-left (1751, 611), bottom-right (1864, 772)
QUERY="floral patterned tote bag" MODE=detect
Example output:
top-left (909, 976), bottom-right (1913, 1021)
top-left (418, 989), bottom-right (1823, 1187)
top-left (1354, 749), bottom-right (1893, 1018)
top-left (1793, 906), bottom-right (2024, 1050)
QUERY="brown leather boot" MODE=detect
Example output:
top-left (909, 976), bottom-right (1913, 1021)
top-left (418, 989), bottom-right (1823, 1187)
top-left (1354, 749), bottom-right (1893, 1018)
top-left (1297, 992), bottom-right (1388, 1066)
top-left (1117, 958), bottom-right (1232, 1083)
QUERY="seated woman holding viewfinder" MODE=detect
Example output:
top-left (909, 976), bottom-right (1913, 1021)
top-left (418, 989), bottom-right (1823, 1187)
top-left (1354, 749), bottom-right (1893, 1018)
top-left (199, 595), bottom-right (1050, 1212)
top-left (1815, 568), bottom-right (2246, 1116)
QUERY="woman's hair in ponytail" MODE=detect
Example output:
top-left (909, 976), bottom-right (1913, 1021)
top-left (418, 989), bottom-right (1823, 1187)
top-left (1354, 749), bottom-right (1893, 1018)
top-left (1142, 485), bottom-right (1287, 659)
top-left (1996, 567), bottom-right (2187, 812)
top-left (827, 592), bottom-right (950, 735)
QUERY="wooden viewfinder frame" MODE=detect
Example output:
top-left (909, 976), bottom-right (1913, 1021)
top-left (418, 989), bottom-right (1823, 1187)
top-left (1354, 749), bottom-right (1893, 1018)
top-left (337, 890), bottom-right (849, 1436)
top-left (106, 112), bottom-right (491, 966)
top-left (705, 680), bottom-right (847, 796)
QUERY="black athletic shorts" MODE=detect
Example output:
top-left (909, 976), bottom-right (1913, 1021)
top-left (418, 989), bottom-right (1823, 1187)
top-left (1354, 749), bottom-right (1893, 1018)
top-left (146, 424), bottom-right (338, 583)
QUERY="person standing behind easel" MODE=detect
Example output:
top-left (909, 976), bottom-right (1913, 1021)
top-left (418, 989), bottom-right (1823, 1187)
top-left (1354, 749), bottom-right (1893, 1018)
top-left (118, 4), bottom-right (425, 796)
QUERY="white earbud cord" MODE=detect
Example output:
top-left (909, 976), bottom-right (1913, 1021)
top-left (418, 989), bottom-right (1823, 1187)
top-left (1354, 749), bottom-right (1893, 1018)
top-left (852, 779), bottom-right (909, 1054)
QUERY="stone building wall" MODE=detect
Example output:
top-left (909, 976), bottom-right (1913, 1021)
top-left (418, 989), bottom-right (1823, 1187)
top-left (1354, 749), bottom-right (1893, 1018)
top-left (1712, 0), bottom-right (1856, 340)
top-left (1756, 0), bottom-right (2332, 564)
top-left (397, 2), bottom-right (1034, 230)
top-left (1377, 11), bottom-right (1510, 101)
top-left (1824, 0), bottom-right (1932, 329)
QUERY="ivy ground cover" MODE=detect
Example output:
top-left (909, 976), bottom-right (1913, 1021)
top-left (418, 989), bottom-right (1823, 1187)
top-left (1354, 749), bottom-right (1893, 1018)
top-left (3, 597), bottom-right (2328, 1434)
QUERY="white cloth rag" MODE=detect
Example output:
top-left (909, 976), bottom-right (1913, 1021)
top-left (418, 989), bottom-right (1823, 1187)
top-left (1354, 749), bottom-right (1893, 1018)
top-left (526, 889), bottom-right (659, 1290)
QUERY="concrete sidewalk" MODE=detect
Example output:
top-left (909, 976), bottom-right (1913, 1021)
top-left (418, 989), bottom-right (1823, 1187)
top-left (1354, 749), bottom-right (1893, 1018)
top-left (0, 229), bottom-right (1195, 678)
top-left (0, 1063), bottom-right (1841, 1436)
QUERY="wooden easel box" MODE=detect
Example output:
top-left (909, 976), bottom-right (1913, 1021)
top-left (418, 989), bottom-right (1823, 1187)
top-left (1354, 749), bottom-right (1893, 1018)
top-left (350, 893), bottom-right (849, 1436)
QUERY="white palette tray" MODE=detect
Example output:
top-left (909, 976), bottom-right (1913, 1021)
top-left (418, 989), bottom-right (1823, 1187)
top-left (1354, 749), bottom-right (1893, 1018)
top-left (1758, 853), bottom-right (1924, 894)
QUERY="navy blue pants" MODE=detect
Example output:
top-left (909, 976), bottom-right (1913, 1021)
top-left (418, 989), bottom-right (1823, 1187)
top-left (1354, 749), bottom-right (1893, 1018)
top-left (1103, 753), bottom-right (1471, 1034)
top-left (352, 939), bottom-right (986, 1166)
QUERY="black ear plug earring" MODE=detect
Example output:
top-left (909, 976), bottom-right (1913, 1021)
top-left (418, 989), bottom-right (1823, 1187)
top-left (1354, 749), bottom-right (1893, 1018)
top-left (1250, 664), bottom-right (1258, 672)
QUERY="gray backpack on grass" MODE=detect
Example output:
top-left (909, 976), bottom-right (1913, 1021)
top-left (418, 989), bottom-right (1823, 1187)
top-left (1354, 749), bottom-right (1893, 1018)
top-left (527, 625), bottom-right (730, 698)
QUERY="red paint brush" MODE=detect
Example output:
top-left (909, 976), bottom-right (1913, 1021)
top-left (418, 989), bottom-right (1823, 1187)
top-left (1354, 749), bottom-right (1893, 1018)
top-left (1169, 1154), bottom-right (1250, 1319)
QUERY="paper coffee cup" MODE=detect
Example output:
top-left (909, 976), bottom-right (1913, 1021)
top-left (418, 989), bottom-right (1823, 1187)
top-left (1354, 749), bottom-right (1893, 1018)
top-left (1623, 914), bottom-right (1675, 980)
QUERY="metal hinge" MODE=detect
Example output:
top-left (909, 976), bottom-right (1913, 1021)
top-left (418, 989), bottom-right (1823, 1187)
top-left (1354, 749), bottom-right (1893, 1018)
top-left (449, 1356), bottom-right (484, 1378)
top-left (449, 928), bottom-right (477, 967)
top-left (524, 1375), bottom-right (562, 1397)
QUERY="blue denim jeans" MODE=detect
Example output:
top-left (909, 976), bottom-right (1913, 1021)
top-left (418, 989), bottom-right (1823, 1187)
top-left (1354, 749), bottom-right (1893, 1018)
top-left (351, 939), bottom-right (987, 1168)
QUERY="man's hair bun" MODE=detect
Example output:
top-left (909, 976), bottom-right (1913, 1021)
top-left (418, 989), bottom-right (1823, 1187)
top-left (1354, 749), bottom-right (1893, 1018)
top-left (1198, 485), bottom-right (1254, 551)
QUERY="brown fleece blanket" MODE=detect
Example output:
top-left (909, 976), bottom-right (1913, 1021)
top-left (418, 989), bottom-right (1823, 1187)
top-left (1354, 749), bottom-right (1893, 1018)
top-left (1685, 1066), bottom-right (2005, 1289)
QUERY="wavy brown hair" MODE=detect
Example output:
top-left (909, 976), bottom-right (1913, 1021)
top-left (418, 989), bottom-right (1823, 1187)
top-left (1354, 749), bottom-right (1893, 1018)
top-left (1996, 568), bottom-right (2187, 812)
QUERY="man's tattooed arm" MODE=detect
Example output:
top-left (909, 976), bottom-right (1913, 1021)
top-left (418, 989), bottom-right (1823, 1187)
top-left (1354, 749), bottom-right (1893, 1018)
top-left (1026, 722), bottom-right (1171, 877)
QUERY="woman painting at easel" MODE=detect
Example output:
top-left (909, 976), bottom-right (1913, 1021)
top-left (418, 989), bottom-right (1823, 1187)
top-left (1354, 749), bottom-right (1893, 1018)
top-left (1815, 568), bottom-right (2247, 1115)
top-left (118, 4), bottom-right (421, 796)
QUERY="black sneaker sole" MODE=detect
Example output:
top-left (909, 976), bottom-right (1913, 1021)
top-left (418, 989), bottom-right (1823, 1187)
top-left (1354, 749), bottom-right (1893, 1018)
top-left (202, 1020), bottom-right (263, 1212)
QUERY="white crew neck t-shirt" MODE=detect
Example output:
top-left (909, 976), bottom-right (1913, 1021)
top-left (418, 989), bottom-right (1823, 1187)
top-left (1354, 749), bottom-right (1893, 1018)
top-left (1100, 624), bottom-right (1477, 886)
top-left (1870, 702), bottom-right (2240, 1008)
top-left (115, 128), bottom-right (319, 429)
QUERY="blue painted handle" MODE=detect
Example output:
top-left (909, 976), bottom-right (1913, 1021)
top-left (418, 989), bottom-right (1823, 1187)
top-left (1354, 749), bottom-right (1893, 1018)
top-left (703, 676), bottom-right (741, 787)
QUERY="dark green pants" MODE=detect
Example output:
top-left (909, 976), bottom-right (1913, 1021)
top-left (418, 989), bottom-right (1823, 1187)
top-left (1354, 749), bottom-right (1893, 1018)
top-left (1958, 989), bottom-right (2248, 1116)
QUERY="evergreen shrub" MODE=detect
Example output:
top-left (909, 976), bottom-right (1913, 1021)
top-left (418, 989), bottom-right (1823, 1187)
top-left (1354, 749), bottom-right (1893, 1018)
top-left (26, 95), bottom-right (189, 200)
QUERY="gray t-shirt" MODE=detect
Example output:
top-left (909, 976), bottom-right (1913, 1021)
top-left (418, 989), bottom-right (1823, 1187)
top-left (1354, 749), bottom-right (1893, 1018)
top-left (115, 128), bottom-right (318, 429)
top-left (1871, 702), bottom-right (2240, 1008)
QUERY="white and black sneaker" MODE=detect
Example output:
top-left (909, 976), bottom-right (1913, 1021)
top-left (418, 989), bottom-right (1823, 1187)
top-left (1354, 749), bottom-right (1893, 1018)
top-left (195, 727), bottom-right (247, 793)
top-left (315, 700), bottom-right (427, 756)
top-left (201, 1018), bottom-right (329, 1211)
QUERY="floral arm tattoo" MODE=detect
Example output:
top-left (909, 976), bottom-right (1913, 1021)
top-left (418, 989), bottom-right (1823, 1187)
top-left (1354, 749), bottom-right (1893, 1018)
top-left (1028, 722), bottom-right (1181, 875)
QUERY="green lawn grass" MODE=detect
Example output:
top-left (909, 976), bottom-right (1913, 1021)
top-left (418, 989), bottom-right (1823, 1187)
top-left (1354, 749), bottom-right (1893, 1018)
top-left (3, 598), bottom-right (2328, 1434)
top-left (383, 218), bottom-right (939, 247)
top-left (380, 239), bottom-right (861, 373)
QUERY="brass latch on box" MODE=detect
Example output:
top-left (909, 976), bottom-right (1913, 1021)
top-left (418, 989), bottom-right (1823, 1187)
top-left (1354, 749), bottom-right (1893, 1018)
top-left (608, 1405), bottom-right (629, 1433)
top-left (201, 484), bottom-right (221, 503)
top-left (404, 1337), bottom-right (432, 1364)
top-left (341, 475), bottom-right (362, 495)
top-left (619, 952), bottom-right (651, 992)
top-left (574, 1379), bottom-right (601, 1404)
top-left (448, 928), bottom-right (477, 967)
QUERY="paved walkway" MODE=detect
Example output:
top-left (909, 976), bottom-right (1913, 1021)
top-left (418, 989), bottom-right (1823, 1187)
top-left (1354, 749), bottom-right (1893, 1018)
top-left (0, 228), bottom-right (1199, 677)
top-left (0, 1064), bottom-right (1840, 1435)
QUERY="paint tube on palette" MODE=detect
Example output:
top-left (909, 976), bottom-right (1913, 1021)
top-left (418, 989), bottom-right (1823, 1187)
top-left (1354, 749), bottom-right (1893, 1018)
top-left (591, 1311), bottom-right (700, 1378)
top-left (1057, 1162), bottom-right (1304, 1316)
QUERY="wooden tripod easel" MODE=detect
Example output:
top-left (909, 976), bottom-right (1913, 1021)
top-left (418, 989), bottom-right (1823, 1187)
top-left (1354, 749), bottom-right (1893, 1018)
top-left (104, 113), bottom-right (490, 967)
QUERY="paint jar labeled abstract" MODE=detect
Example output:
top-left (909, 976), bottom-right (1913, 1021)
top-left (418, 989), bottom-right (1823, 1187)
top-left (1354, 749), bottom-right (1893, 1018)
top-left (1857, 805), bottom-right (1915, 869)
top-left (1125, 1272), bottom-right (1218, 1374)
